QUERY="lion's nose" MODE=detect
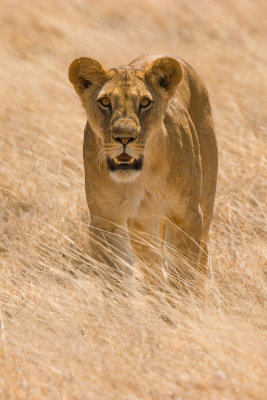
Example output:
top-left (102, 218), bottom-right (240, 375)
top-left (113, 136), bottom-right (135, 145)
top-left (111, 118), bottom-right (139, 144)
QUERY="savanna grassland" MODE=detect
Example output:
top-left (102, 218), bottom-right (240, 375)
top-left (0, 0), bottom-right (266, 399)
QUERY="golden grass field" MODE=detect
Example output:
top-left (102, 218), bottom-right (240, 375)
top-left (0, 0), bottom-right (266, 399)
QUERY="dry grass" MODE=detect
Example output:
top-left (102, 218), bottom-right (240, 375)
top-left (0, 0), bottom-right (266, 399)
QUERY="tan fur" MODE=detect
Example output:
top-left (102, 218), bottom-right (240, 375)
top-left (68, 55), bottom-right (218, 287)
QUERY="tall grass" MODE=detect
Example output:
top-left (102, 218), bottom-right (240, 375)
top-left (0, 0), bottom-right (266, 398)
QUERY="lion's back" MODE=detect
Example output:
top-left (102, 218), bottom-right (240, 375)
top-left (176, 58), bottom-right (218, 222)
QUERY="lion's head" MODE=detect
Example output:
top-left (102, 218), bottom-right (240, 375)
top-left (68, 56), bottom-right (183, 183)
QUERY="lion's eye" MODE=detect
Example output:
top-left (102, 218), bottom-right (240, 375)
top-left (98, 97), bottom-right (111, 108)
top-left (140, 98), bottom-right (152, 108)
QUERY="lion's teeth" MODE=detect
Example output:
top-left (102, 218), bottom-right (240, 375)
top-left (114, 157), bottom-right (135, 165)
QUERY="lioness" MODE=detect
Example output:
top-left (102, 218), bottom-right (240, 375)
top-left (68, 55), bottom-right (218, 287)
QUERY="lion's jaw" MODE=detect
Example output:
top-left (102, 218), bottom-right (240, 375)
top-left (103, 138), bottom-right (145, 183)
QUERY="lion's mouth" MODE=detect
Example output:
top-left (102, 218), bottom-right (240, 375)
top-left (107, 153), bottom-right (143, 171)
top-left (114, 153), bottom-right (134, 165)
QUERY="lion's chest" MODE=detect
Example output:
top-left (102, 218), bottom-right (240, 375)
top-left (135, 172), bottom-right (185, 220)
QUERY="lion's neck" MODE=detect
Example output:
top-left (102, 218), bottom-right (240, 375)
top-left (142, 125), bottom-right (170, 183)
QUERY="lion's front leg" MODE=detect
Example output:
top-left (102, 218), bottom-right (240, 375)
top-left (128, 216), bottom-right (168, 289)
top-left (89, 216), bottom-right (134, 278)
top-left (164, 206), bottom-right (203, 289)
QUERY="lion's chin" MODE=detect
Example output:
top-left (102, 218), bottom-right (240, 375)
top-left (109, 169), bottom-right (141, 183)
top-left (106, 155), bottom-right (143, 183)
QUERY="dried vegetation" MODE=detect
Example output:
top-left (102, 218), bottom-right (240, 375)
top-left (0, 1), bottom-right (266, 399)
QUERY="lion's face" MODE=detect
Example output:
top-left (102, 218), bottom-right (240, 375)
top-left (69, 57), bottom-right (183, 183)
top-left (84, 68), bottom-right (168, 183)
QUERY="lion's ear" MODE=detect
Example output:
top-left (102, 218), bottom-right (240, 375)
top-left (68, 57), bottom-right (107, 96)
top-left (145, 57), bottom-right (183, 98)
